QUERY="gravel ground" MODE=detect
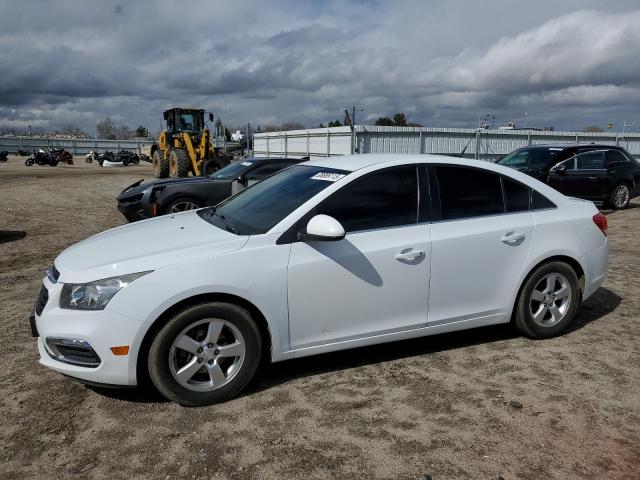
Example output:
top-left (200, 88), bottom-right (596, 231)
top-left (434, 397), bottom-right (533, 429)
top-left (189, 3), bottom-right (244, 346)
top-left (1, 155), bottom-right (639, 480)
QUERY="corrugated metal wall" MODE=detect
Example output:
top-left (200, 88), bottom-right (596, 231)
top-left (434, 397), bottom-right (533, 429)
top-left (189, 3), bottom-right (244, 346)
top-left (254, 126), bottom-right (640, 160)
top-left (0, 137), bottom-right (155, 155)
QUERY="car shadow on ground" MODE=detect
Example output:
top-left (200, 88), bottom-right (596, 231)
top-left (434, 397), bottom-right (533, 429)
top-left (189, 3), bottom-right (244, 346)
top-left (87, 287), bottom-right (621, 404)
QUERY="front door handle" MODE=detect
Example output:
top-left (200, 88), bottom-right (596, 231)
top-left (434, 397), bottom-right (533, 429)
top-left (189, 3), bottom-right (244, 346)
top-left (395, 250), bottom-right (425, 261)
top-left (501, 232), bottom-right (525, 245)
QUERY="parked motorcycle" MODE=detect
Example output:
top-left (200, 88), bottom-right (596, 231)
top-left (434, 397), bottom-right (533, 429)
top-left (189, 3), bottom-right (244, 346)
top-left (97, 151), bottom-right (116, 166)
top-left (25, 149), bottom-right (58, 167)
top-left (0, 151), bottom-right (8, 162)
top-left (50, 148), bottom-right (74, 165)
top-left (85, 150), bottom-right (98, 163)
top-left (116, 150), bottom-right (140, 166)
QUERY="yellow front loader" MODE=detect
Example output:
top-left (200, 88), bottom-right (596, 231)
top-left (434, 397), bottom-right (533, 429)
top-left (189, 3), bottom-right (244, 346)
top-left (151, 108), bottom-right (230, 178)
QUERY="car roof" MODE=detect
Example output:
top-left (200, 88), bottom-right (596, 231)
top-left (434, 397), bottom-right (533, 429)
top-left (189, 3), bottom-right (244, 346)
top-left (518, 144), bottom-right (624, 150)
top-left (243, 156), bottom-right (305, 163)
top-left (305, 153), bottom-right (535, 174)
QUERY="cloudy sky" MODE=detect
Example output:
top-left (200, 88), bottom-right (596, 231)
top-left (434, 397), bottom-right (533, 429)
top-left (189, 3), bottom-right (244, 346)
top-left (1, 0), bottom-right (639, 134)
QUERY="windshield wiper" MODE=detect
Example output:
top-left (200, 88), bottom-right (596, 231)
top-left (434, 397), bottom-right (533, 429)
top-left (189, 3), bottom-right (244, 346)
top-left (200, 207), bottom-right (239, 234)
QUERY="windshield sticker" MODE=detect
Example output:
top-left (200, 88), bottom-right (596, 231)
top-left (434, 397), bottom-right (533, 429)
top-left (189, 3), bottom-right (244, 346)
top-left (311, 172), bottom-right (345, 182)
top-left (241, 161), bottom-right (253, 166)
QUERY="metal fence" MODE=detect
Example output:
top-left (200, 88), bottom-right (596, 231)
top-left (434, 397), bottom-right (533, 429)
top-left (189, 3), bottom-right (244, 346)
top-left (0, 136), bottom-right (155, 156)
top-left (254, 126), bottom-right (640, 160)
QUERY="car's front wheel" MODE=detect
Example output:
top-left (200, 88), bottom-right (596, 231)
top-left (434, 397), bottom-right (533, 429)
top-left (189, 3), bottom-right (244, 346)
top-left (148, 302), bottom-right (262, 406)
top-left (514, 261), bottom-right (580, 339)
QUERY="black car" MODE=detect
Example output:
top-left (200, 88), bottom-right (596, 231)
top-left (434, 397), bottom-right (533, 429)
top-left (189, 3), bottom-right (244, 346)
top-left (497, 144), bottom-right (634, 181)
top-left (498, 144), bottom-right (639, 208)
top-left (547, 149), bottom-right (640, 209)
top-left (117, 157), bottom-right (306, 222)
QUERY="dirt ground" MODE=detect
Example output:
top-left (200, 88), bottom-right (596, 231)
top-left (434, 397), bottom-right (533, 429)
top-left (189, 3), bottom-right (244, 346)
top-left (0, 155), bottom-right (638, 480)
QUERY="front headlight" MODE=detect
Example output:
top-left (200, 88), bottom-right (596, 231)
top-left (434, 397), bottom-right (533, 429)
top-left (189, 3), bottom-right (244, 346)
top-left (59, 271), bottom-right (151, 310)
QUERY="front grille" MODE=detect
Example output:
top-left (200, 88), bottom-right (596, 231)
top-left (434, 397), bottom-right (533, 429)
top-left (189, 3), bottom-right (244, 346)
top-left (35, 285), bottom-right (49, 316)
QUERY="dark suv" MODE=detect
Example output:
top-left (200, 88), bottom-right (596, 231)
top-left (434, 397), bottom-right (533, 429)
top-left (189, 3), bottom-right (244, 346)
top-left (547, 149), bottom-right (640, 209)
top-left (498, 144), bottom-right (639, 208)
top-left (117, 157), bottom-right (306, 222)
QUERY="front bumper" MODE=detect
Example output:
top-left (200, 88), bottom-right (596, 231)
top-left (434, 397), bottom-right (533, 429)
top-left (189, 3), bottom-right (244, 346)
top-left (33, 277), bottom-right (144, 386)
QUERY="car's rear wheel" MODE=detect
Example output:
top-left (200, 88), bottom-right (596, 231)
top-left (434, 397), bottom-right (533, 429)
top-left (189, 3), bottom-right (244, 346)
top-left (514, 261), bottom-right (580, 339)
top-left (166, 198), bottom-right (202, 214)
top-left (148, 302), bottom-right (262, 406)
top-left (609, 183), bottom-right (630, 209)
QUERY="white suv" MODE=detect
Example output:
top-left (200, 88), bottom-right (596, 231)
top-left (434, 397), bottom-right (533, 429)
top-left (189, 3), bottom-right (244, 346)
top-left (32, 155), bottom-right (609, 406)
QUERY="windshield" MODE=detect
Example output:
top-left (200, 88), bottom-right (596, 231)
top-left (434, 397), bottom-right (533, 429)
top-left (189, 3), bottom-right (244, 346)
top-left (211, 160), bottom-right (255, 180)
top-left (198, 165), bottom-right (349, 235)
top-left (176, 112), bottom-right (202, 132)
top-left (498, 148), bottom-right (562, 168)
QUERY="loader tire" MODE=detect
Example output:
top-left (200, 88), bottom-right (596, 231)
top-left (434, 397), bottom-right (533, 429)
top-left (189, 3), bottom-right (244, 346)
top-left (153, 150), bottom-right (169, 178)
top-left (169, 149), bottom-right (191, 178)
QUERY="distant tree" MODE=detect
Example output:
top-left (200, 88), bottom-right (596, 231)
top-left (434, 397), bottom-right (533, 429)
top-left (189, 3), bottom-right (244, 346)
top-left (375, 117), bottom-right (395, 126)
top-left (280, 121), bottom-right (306, 131)
top-left (96, 117), bottom-right (117, 139)
top-left (318, 123), bottom-right (326, 128)
top-left (327, 120), bottom-right (342, 127)
top-left (406, 122), bottom-right (423, 127)
top-left (135, 126), bottom-right (149, 138)
top-left (262, 124), bottom-right (282, 132)
top-left (583, 126), bottom-right (604, 133)
top-left (60, 125), bottom-right (88, 137)
top-left (393, 112), bottom-right (407, 126)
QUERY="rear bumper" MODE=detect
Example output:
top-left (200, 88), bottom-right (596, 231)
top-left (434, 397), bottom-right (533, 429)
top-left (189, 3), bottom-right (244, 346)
top-left (581, 237), bottom-right (609, 300)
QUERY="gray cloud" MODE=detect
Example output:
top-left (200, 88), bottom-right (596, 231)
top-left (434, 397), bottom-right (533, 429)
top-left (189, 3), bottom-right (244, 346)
top-left (0, 0), bottom-right (639, 133)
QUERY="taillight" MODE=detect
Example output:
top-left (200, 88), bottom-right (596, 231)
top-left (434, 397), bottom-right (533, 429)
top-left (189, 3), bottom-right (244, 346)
top-left (593, 212), bottom-right (608, 237)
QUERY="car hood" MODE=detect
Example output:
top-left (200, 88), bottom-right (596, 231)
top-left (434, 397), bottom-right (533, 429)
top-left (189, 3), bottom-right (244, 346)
top-left (118, 176), bottom-right (217, 199)
top-left (55, 211), bottom-right (248, 283)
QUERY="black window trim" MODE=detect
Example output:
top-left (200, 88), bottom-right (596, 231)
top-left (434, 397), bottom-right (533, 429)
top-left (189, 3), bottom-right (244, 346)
top-left (277, 164), bottom-right (425, 244)
top-left (428, 163), bottom-right (556, 223)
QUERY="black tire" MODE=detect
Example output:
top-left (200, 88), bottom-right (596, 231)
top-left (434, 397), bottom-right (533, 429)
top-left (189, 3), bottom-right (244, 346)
top-left (148, 302), bottom-right (262, 406)
top-left (609, 183), bottom-right (631, 210)
top-left (85, 157), bottom-right (92, 163)
top-left (25, 158), bottom-right (34, 166)
top-left (122, 158), bottom-right (129, 167)
top-left (201, 159), bottom-right (225, 176)
top-left (132, 155), bottom-right (140, 165)
top-left (169, 149), bottom-right (191, 178)
top-left (153, 150), bottom-right (169, 178)
top-left (514, 261), bottom-right (580, 339)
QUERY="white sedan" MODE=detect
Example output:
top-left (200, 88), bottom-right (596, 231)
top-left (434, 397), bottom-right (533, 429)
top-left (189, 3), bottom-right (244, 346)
top-left (32, 154), bottom-right (609, 406)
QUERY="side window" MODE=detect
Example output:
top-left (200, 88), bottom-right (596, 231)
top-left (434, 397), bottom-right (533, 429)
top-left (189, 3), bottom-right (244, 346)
top-left (554, 157), bottom-right (577, 170)
top-left (317, 166), bottom-right (418, 233)
top-left (247, 162), bottom-right (290, 180)
top-left (528, 149), bottom-right (562, 169)
top-left (606, 150), bottom-right (629, 165)
top-left (435, 166), bottom-right (503, 220)
top-left (503, 177), bottom-right (530, 213)
top-left (576, 151), bottom-right (605, 170)
top-left (532, 190), bottom-right (556, 210)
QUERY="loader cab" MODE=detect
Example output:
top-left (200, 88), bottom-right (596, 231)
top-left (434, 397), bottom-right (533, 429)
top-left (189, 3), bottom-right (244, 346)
top-left (163, 108), bottom-right (211, 133)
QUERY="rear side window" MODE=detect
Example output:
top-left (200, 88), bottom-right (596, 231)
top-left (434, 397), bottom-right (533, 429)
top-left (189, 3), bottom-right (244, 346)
top-left (503, 177), bottom-right (530, 212)
top-left (607, 150), bottom-right (630, 165)
top-left (318, 166), bottom-right (418, 233)
top-left (500, 149), bottom-right (528, 166)
top-left (532, 190), bottom-right (556, 210)
top-left (435, 166), bottom-right (503, 220)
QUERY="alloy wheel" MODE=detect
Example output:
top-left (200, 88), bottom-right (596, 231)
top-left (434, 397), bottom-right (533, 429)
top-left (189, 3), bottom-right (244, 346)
top-left (169, 319), bottom-right (246, 392)
top-left (612, 185), bottom-right (630, 209)
top-left (529, 272), bottom-right (572, 327)
top-left (168, 201), bottom-right (200, 213)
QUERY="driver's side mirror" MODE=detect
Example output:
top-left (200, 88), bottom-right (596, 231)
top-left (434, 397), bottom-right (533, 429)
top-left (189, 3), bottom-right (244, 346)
top-left (553, 164), bottom-right (567, 175)
top-left (301, 215), bottom-right (345, 242)
top-left (209, 113), bottom-right (214, 122)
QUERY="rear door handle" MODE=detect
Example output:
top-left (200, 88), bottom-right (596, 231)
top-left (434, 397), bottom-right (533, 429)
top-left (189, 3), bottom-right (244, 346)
top-left (501, 232), bottom-right (525, 244)
top-left (395, 250), bottom-right (425, 261)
